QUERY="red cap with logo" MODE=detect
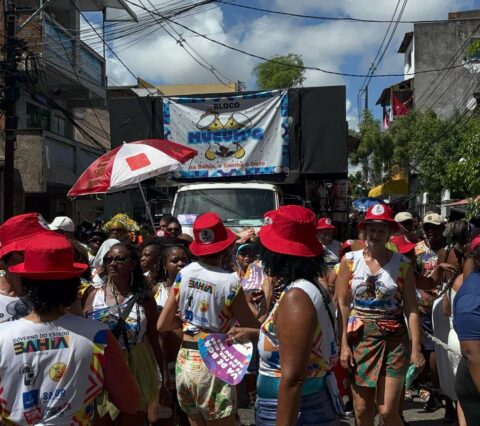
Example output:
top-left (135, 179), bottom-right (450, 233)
top-left (0, 213), bottom-right (55, 258)
top-left (358, 204), bottom-right (400, 232)
top-left (316, 217), bottom-right (335, 230)
top-left (189, 213), bottom-right (237, 257)
top-left (391, 235), bottom-right (416, 254)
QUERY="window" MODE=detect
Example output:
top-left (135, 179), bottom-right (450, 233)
top-left (26, 102), bottom-right (50, 130)
top-left (52, 115), bottom-right (66, 136)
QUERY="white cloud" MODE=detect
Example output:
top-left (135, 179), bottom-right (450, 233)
top-left (81, 0), bottom-right (477, 129)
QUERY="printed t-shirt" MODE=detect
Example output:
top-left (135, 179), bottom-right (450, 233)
top-left (258, 279), bottom-right (338, 378)
top-left (0, 294), bottom-right (31, 323)
top-left (345, 250), bottom-right (409, 320)
top-left (174, 261), bottom-right (241, 336)
top-left (454, 271), bottom-right (480, 341)
top-left (85, 290), bottom-right (147, 350)
top-left (323, 240), bottom-right (340, 272)
top-left (0, 313), bottom-right (109, 425)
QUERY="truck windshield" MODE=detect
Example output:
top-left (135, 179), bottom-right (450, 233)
top-left (173, 189), bottom-right (276, 226)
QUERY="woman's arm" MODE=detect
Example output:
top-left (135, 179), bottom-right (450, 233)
top-left (336, 257), bottom-right (354, 371)
top-left (460, 340), bottom-right (480, 392)
top-left (275, 288), bottom-right (316, 426)
top-left (231, 287), bottom-right (261, 329)
top-left (143, 296), bottom-right (166, 380)
top-left (157, 289), bottom-right (182, 332)
top-left (402, 265), bottom-right (425, 368)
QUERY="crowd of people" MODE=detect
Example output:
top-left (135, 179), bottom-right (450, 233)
top-left (0, 203), bottom-right (478, 426)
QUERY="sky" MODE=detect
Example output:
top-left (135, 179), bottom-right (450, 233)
top-left (84, 0), bottom-right (480, 130)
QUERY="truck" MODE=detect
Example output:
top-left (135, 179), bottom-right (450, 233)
top-left (172, 182), bottom-right (282, 236)
top-left (107, 86), bottom-right (349, 231)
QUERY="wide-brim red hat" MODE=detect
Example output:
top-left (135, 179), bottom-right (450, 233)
top-left (189, 213), bottom-right (237, 257)
top-left (9, 234), bottom-right (88, 280)
top-left (0, 213), bottom-right (55, 258)
top-left (358, 204), bottom-right (400, 232)
top-left (391, 235), bottom-right (416, 254)
top-left (259, 205), bottom-right (322, 257)
top-left (316, 217), bottom-right (335, 230)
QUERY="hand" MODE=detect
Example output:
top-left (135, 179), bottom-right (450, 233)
top-left (437, 263), bottom-right (457, 274)
top-left (410, 350), bottom-right (425, 369)
top-left (227, 326), bottom-right (259, 344)
top-left (340, 345), bottom-right (355, 372)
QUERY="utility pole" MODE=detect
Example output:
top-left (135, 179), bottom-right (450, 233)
top-left (3, 1), bottom-right (19, 220)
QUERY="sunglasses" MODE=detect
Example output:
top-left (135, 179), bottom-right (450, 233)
top-left (103, 256), bottom-right (131, 265)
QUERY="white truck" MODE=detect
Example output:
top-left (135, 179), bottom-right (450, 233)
top-left (172, 182), bottom-right (282, 236)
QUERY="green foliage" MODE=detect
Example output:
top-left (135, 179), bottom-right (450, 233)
top-left (349, 171), bottom-right (369, 199)
top-left (350, 109), bottom-right (480, 201)
top-left (253, 54), bottom-right (306, 90)
top-left (467, 39), bottom-right (480, 57)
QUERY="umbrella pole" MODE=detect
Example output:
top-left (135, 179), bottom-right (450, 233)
top-left (137, 183), bottom-right (156, 233)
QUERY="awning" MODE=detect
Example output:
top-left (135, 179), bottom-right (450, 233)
top-left (368, 178), bottom-right (409, 198)
top-left (78, 0), bottom-right (137, 21)
top-left (448, 195), bottom-right (480, 206)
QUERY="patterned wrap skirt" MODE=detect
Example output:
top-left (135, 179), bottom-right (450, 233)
top-left (348, 318), bottom-right (410, 388)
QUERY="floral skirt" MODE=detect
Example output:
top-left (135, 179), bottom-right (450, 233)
top-left (348, 319), bottom-right (410, 388)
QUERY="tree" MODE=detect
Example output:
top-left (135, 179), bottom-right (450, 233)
top-left (253, 53), bottom-right (306, 90)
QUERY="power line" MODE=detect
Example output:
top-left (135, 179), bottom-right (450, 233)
top-left (214, 0), bottom-right (476, 24)
top-left (128, 0), bottom-right (477, 79)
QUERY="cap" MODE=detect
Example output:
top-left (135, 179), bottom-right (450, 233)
top-left (49, 216), bottom-right (75, 233)
top-left (394, 212), bottom-right (413, 223)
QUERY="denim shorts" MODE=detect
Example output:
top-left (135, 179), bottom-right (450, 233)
top-left (255, 388), bottom-right (340, 426)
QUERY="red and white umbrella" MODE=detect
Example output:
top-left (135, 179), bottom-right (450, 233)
top-left (68, 139), bottom-right (197, 197)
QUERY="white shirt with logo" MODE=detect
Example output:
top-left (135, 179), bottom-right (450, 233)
top-left (174, 262), bottom-right (241, 336)
top-left (0, 313), bottom-right (108, 425)
top-left (0, 294), bottom-right (32, 323)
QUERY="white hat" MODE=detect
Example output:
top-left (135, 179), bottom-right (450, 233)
top-left (394, 212), bottom-right (413, 223)
top-left (49, 216), bottom-right (75, 233)
top-left (423, 213), bottom-right (446, 226)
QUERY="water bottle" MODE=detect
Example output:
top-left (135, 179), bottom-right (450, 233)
top-left (405, 363), bottom-right (422, 390)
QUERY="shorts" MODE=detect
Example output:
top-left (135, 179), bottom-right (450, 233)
top-left (176, 348), bottom-right (236, 420)
top-left (255, 388), bottom-right (340, 426)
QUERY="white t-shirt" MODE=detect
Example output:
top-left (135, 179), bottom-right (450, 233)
top-left (0, 313), bottom-right (108, 425)
top-left (0, 294), bottom-right (31, 323)
top-left (174, 262), bottom-right (241, 336)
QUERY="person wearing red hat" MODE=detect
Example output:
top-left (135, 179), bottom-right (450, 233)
top-left (0, 234), bottom-right (140, 425)
top-left (0, 213), bottom-right (56, 323)
top-left (240, 205), bottom-right (340, 426)
top-left (317, 218), bottom-right (341, 273)
top-left (337, 204), bottom-right (424, 426)
top-left (157, 212), bottom-right (259, 425)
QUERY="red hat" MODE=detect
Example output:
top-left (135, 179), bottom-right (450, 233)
top-left (471, 234), bottom-right (480, 252)
top-left (358, 204), bottom-right (400, 232)
top-left (263, 209), bottom-right (278, 225)
top-left (189, 213), bottom-right (236, 257)
top-left (9, 234), bottom-right (88, 280)
top-left (258, 206), bottom-right (322, 257)
top-left (317, 217), bottom-right (335, 230)
top-left (0, 213), bottom-right (55, 258)
top-left (391, 235), bottom-right (416, 254)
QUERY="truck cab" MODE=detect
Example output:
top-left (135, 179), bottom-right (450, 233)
top-left (172, 183), bottom-right (281, 236)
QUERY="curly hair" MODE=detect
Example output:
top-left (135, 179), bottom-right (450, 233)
top-left (256, 240), bottom-right (325, 284)
top-left (21, 278), bottom-right (80, 314)
top-left (109, 242), bottom-right (147, 297)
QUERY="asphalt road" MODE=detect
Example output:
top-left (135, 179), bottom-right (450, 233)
top-left (239, 400), bottom-right (447, 425)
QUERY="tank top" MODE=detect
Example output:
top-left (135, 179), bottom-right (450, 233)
top-left (0, 313), bottom-right (108, 425)
top-left (174, 262), bottom-right (241, 336)
top-left (85, 289), bottom-right (147, 350)
top-left (346, 250), bottom-right (409, 320)
top-left (258, 279), bottom-right (338, 378)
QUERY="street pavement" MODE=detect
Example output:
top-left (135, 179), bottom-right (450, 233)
top-left (239, 400), bottom-right (447, 425)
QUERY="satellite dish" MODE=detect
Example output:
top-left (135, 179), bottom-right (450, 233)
top-left (467, 97), bottom-right (477, 111)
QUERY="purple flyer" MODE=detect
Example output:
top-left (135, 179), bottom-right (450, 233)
top-left (198, 333), bottom-right (253, 385)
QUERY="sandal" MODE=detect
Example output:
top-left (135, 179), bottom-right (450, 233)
top-left (418, 388), bottom-right (430, 401)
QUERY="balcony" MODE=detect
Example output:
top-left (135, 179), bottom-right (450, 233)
top-left (39, 15), bottom-right (106, 104)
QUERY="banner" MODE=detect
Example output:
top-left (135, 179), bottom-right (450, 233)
top-left (198, 333), bottom-right (253, 385)
top-left (163, 90), bottom-right (289, 178)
